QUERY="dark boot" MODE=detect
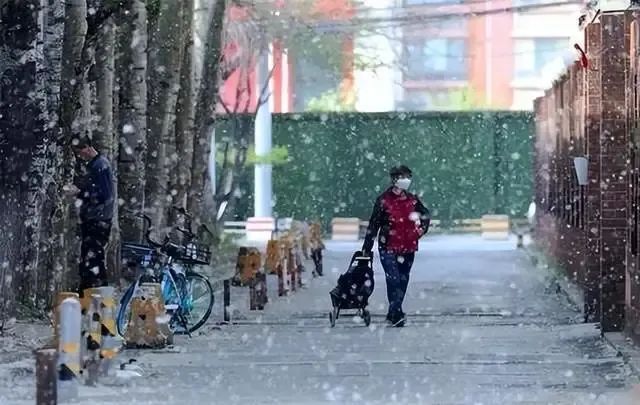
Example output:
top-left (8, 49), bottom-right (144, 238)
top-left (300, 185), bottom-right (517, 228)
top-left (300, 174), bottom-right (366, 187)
top-left (391, 312), bottom-right (406, 327)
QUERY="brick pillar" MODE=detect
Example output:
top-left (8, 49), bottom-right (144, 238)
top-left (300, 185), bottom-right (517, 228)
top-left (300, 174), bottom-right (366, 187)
top-left (584, 22), bottom-right (602, 322)
top-left (599, 13), bottom-right (628, 332)
top-left (627, 17), bottom-right (640, 342)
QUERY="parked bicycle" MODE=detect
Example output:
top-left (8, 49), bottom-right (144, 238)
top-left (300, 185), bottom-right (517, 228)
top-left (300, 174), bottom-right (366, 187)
top-left (117, 207), bottom-right (215, 336)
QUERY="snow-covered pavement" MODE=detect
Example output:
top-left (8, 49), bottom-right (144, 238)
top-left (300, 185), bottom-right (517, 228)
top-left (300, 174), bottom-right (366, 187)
top-left (2, 235), bottom-right (639, 404)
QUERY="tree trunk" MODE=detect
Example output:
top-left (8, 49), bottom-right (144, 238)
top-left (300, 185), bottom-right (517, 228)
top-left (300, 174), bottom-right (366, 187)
top-left (36, 0), bottom-right (67, 301)
top-left (95, 17), bottom-right (121, 283)
top-left (0, 0), bottom-right (44, 318)
top-left (54, 0), bottom-right (90, 295)
top-left (59, 0), bottom-right (88, 145)
top-left (146, 0), bottom-right (185, 227)
top-left (172, 0), bottom-right (197, 212)
top-left (95, 18), bottom-right (115, 158)
top-left (188, 0), bottom-right (227, 224)
top-left (117, 0), bottom-right (148, 242)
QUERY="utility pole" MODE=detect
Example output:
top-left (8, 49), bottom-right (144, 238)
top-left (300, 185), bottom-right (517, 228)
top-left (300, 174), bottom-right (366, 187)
top-left (254, 42), bottom-right (273, 218)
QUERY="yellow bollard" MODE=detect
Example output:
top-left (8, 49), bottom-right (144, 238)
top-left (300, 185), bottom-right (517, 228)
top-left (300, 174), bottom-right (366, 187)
top-left (53, 292), bottom-right (80, 348)
top-left (58, 297), bottom-right (82, 380)
top-left (96, 286), bottom-right (118, 376)
top-left (80, 288), bottom-right (100, 372)
top-left (58, 296), bottom-right (81, 401)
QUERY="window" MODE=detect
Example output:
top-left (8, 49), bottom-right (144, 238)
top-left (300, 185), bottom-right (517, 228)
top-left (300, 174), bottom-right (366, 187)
top-left (401, 88), bottom-right (461, 111)
top-left (514, 38), bottom-right (567, 79)
top-left (405, 38), bottom-right (467, 81)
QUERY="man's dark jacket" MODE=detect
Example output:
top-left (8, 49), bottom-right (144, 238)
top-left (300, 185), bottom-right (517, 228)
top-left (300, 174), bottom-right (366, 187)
top-left (363, 187), bottom-right (430, 254)
top-left (78, 154), bottom-right (114, 222)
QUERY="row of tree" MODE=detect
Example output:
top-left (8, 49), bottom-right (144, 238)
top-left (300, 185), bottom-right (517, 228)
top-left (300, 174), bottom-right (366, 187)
top-left (0, 0), bottom-right (241, 322)
top-left (0, 0), bottom-right (357, 324)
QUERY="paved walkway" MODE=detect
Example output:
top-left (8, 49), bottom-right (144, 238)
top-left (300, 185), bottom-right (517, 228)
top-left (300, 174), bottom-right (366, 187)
top-left (2, 235), bottom-right (639, 404)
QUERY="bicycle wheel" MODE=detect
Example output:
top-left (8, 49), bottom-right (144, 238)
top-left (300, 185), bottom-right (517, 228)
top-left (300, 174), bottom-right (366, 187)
top-left (181, 272), bottom-right (214, 334)
top-left (116, 283), bottom-right (136, 336)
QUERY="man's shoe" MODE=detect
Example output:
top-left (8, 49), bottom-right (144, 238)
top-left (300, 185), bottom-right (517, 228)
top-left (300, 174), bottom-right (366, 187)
top-left (391, 313), bottom-right (406, 327)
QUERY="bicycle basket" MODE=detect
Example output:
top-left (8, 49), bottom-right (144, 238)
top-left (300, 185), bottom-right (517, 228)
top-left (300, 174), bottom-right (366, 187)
top-left (180, 242), bottom-right (211, 265)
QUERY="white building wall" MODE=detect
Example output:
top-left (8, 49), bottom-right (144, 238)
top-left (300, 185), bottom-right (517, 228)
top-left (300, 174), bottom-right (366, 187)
top-left (353, 0), bottom-right (402, 112)
top-left (511, 5), bottom-right (582, 110)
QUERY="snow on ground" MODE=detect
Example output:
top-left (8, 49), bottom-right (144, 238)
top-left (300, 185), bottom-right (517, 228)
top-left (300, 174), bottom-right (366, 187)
top-left (1, 235), bottom-right (639, 404)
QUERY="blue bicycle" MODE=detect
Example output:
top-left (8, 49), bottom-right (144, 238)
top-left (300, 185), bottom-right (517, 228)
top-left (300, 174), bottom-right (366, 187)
top-left (117, 209), bottom-right (215, 336)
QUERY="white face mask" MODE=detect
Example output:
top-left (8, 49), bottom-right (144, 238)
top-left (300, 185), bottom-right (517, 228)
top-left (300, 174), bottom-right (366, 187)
top-left (395, 178), bottom-right (411, 190)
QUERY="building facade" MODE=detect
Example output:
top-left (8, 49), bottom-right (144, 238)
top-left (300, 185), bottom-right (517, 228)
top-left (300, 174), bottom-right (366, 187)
top-left (219, 0), bottom-right (583, 113)
top-left (359, 0), bottom-right (582, 111)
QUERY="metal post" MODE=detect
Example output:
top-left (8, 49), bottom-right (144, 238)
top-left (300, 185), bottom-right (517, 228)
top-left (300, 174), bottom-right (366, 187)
top-left (223, 279), bottom-right (231, 323)
top-left (85, 294), bottom-right (102, 386)
top-left (35, 348), bottom-right (57, 405)
top-left (254, 42), bottom-right (273, 218)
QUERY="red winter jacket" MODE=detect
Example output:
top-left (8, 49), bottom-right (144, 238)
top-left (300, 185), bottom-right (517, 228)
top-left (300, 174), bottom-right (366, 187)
top-left (362, 188), bottom-right (431, 254)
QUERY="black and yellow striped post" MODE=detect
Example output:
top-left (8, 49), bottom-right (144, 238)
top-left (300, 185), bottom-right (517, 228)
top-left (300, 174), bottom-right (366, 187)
top-left (85, 293), bottom-right (102, 386)
top-left (57, 296), bottom-right (81, 400)
top-left (95, 286), bottom-right (118, 375)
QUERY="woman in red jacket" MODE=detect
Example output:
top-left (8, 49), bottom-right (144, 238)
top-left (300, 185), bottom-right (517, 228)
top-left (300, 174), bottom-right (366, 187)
top-left (362, 165), bottom-right (430, 327)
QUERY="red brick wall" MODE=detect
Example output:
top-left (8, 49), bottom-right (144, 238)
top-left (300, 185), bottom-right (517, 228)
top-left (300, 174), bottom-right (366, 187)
top-left (599, 13), bottom-right (628, 332)
top-left (585, 21), bottom-right (603, 322)
top-left (626, 18), bottom-right (640, 342)
top-left (534, 12), bottom-right (632, 334)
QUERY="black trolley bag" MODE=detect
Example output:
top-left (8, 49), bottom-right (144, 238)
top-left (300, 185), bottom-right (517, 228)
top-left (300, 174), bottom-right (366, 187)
top-left (329, 251), bottom-right (374, 327)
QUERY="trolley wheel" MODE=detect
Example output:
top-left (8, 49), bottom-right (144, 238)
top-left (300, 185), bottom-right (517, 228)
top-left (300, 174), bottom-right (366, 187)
top-left (362, 309), bottom-right (371, 327)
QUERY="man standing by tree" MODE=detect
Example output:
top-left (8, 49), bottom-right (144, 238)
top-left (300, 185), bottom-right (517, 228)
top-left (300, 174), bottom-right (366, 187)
top-left (67, 140), bottom-right (115, 295)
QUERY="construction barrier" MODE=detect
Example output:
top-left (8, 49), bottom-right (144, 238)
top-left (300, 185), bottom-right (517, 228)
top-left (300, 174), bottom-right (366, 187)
top-left (331, 217), bottom-right (361, 241)
top-left (236, 247), bottom-right (261, 285)
top-left (481, 215), bottom-right (510, 240)
top-left (124, 283), bottom-right (173, 349)
top-left (235, 247), bottom-right (267, 310)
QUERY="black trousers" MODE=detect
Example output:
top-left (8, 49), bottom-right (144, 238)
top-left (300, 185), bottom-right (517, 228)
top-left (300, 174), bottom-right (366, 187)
top-left (311, 248), bottom-right (323, 276)
top-left (79, 220), bottom-right (112, 295)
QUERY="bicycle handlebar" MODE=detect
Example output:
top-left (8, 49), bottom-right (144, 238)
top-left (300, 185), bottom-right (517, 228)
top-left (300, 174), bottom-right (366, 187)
top-left (125, 208), bottom-right (204, 261)
top-left (124, 209), bottom-right (163, 248)
top-left (176, 226), bottom-right (194, 240)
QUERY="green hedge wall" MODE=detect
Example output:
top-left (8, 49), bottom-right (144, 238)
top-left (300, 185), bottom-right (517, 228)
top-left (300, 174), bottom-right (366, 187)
top-left (219, 111), bottom-right (534, 226)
